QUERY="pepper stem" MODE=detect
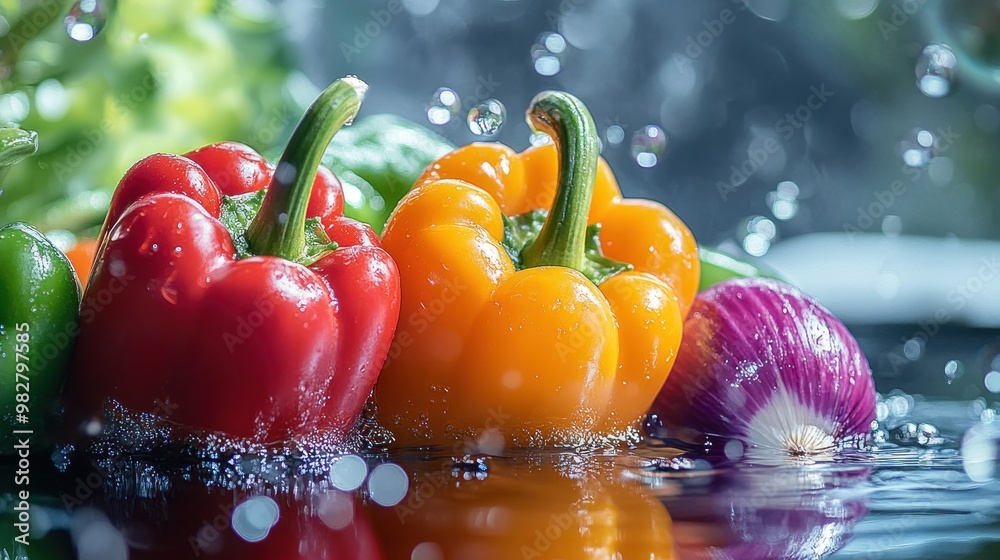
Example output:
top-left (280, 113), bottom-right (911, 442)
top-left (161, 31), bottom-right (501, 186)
top-left (247, 76), bottom-right (368, 260)
top-left (0, 127), bottom-right (38, 168)
top-left (520, 91), bottom-right (599, 271)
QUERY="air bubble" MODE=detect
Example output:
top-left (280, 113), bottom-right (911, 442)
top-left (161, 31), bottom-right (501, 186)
top-left (916, 44), bottom-right (957, 98)
top-left (605, 125), bottom-right (625, 146)
top-left (426, 88), bottom-right (460, 126)
top-left (529, 132), bottom-right (552, 147)
top-left (468, 99), bottom-right (506, 136)
top-left (944, 359), bottom-right (964, 384)
top-left (65, 0), bottom-right (107, 42)
top-left (630, 125), bottom-right (667, 168)
top-left (232, 496), bottom-right (280, 543)
top-left (531, 32), bottom-right (567, 76)
top-left (898, 128), bottom-right (937, 168)
top-left (368, 463), bottom-right (409, 507)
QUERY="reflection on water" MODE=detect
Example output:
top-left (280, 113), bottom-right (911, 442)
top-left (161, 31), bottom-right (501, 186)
top-left (2, 399), bottom-right (999, 559)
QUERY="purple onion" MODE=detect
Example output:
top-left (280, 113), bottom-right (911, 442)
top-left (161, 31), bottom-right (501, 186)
top-left (651, 278), bottom-right (876, 454)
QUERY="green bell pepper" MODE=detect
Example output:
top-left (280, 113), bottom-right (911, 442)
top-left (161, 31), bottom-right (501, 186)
top-left (698, 246), bottom-right (784, 291)
top-left (0, 222), bottom-right (81, 450)
top-left (323, 114), bottom-right (454, 233)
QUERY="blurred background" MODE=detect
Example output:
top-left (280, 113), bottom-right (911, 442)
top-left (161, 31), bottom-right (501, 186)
top-left (2, 3), bottom-right (1000, 558)
top-left (1, 0), bottom-right (999, 401)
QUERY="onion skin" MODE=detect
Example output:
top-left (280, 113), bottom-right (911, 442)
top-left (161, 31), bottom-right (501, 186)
top-left (650, 278), bottom-right (876, 454)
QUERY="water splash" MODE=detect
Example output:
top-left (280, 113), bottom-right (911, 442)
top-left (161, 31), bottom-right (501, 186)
top-left (467, 99), bottom-right (506, 136)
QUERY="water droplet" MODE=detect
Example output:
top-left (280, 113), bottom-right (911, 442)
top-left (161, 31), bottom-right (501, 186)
top-left (316, 490), bottom-right (355, 530)
top-left (766, 181), bottom-right (800, 221)
top-left (0, 92), bottom-right (30, 122)
top-left (35, 79), bottom-right (70, 121)
top-left (898, 128), bottom-right (937, 168)
top-left (451, 455), bottom-right (489, 480)
top-left (723, 439), bottom-right (744, 461)
top-left (902, 337), bottom-right (924, 360)
top-left (109, 259), bottom-right (126, 278)
top-left (882, 215), bottom-right (903, 236)
top-left (916, 44), bottom-right (957, 98)
top-left (426, 87), bottom-right (460, 126)
top-left (51, 443), bottom-right (75, 472)
top-left (890, 422), bottom-right (919, 445)
top-left (916, 423), bottom-right (944, 446)
top-left (528, 132), bottom-right (552, 146)
top-left (834, 0), bottom-right (879, 20)
top-left (531, 32), bottom-right (567, 76)
top-left (368, 463), bottom-right (409, 507)
top-left (231, 496), bottom-right (280, 543)
top-left (401, 0), bottom-right (440, 16)
top-left (605, 125), bottom-right (625, 146)
top-left (985, 370), bottom-right (1000, 393)
top-left (740, 215), bottom-right (777, 257)
top-left (330, 454), bottom-right (368, 491)
top-left (944, 359), bottom-right (965, 384)
top-left (468, 99), bottom-right (506, 136)
top-left (65, 0), bottom-right (107, 42)
top-left (630, 125), bottom-right (667, 168)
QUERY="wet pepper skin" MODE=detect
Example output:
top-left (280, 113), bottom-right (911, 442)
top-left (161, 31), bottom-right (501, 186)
top-left (65, 79), bottom-right (400, 442)
top-left (376, 91), bottom-right (699, 445)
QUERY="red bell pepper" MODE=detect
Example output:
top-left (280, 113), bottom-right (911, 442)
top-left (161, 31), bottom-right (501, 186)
top-left (65, 77), bottom-right (400, 442)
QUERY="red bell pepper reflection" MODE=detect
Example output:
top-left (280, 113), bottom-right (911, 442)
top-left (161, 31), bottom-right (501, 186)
top-left (100, 488), bottom-right (383, 559)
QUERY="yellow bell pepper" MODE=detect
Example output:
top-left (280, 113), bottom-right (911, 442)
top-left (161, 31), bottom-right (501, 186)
top-left (376, 91), bottom-right (699, 446)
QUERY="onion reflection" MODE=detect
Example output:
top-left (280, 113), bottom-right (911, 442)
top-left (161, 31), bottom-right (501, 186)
top-left (668, 462), bottom-right (870, 560)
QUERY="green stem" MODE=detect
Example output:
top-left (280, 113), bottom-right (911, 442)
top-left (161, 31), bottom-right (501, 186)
top-left (520, 91), bottom-right (599, 271)
top-left (247, 76), bottom-right (367, 260)
top-left (0, 127), bottom-right (38, 185)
